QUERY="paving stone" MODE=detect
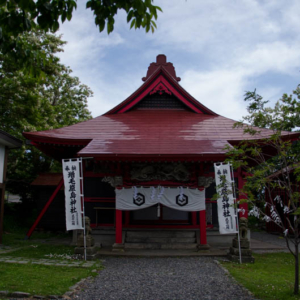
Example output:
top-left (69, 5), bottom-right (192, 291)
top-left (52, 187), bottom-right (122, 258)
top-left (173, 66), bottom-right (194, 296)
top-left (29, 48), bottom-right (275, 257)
top-left (10, 291), bottom-right (31, 298)
top-left (6, 260), bottom-right (18, 263)
top-left (69, 284), bottom-right (79, 291)
top-left (33, 295), bottom-right (45, 299)
top-left (81, 264), bottom-right (91, 268)
top-left (48, 295), bottom-right (59, 299)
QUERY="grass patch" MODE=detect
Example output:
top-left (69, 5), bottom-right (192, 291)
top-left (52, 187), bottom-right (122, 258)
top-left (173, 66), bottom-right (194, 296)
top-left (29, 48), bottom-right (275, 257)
top-left (0, 244), bottom-right (75, 260)
top-left (0, 262), bottom-right (101, 296)
top-left (220, 252), bottom-right (300, 300)
top-left (1, 229), bottom-right (71, 248)
top-left (2, 202), bottom-right (71, 248)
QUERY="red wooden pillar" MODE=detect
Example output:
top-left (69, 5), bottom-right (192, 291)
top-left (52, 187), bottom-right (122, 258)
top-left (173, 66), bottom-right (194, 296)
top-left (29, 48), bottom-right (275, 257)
top-left (238, 167), bottom-right (248, 218)
top-left (199, 210), bottom-right (207, 245)
top-left (115, 209), bottom-right (122, 244)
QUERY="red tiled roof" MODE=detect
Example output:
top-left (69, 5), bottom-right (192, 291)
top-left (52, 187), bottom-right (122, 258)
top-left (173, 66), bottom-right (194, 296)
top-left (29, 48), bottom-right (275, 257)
top-left (23, 110), bottom-right (297, 158)
top-left (23, 55), bottom-right (300, 159)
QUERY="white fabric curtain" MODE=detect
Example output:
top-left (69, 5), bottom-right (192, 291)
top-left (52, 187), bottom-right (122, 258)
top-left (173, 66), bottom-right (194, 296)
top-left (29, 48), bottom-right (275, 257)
top-left (116, 186), bottom-right (205, 211)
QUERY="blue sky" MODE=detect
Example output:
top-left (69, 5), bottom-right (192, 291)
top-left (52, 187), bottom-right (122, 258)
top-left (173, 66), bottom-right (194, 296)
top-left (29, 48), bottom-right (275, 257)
top-left (57, 0), bottom-right (300, 120)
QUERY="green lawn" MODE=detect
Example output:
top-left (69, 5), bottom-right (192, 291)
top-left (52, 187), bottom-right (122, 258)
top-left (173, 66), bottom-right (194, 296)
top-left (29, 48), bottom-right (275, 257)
top-left (221, 252), bottom-right (300, 300)
top-left (1, 229), bottom-right (71, 248)
top-left (0, 228), bottom-right (102, 297)
top-left (0, 262), bottom-right (100, 296)
top-left (0, 243), bottom-right (76, 260)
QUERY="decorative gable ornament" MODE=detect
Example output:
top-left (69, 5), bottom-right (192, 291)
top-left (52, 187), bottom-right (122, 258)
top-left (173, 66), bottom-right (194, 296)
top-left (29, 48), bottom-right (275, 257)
top-left (142, 54), bottom-right (181, 82)
top-left (150, 82), bottom-right (172, 95)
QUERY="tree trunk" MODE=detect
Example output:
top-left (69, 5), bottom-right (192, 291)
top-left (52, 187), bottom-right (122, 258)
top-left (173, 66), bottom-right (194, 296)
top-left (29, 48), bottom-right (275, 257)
top-left (294, 242), bottom-right (299, 295)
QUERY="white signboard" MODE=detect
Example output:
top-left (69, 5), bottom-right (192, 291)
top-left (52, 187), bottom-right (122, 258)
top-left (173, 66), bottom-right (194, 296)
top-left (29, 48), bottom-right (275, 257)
top-left (0, 145), bottom-right (4, 184)
top-left (62, 159), bottom-right (83, 231)
top-left (116, 186), bottom-right (205, 212)
top-left (214, 163), bottom-right (237, 234)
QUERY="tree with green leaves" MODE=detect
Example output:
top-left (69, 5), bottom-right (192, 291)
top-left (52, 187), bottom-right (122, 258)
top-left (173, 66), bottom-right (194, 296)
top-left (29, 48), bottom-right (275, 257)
top-left (226, 88), bottom-right (300, 294)
top-left (0, 0), bottom-right (162, 72)
top-left (0, 29), bottom-right (92, 201)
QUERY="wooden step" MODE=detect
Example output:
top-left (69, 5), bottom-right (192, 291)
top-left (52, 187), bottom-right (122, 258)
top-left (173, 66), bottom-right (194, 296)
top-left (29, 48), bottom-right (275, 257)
top-left (126, 230), bottom-right (196, 239)
top-left (126, 237), bottom-right (196, 243)
top-left (124, 243), bottom-right (197, 250)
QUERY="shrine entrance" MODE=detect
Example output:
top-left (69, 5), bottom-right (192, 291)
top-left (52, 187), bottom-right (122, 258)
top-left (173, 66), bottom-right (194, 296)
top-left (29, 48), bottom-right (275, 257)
top-left (130, 205), bottom-right (191, 225)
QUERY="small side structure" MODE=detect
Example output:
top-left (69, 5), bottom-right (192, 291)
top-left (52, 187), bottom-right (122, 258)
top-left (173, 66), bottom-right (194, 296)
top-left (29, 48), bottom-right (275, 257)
top-left (0, 130), bottom-right (22, 244)
top-left (31, 173), bottom-right (65, 231)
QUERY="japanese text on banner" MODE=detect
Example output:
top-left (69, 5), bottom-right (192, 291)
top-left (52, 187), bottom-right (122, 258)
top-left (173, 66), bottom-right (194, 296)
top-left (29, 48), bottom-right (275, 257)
top-left (214, 163), bottom-right (237, 234)
top-left (62, 160), bottom-right (83, 231)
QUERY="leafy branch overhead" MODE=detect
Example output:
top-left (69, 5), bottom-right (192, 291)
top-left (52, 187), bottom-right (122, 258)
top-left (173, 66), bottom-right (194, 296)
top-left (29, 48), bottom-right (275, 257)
top-left (0, 0), bottom-right (162, 75)
top-left (0, 0), bottom-right (162, 40)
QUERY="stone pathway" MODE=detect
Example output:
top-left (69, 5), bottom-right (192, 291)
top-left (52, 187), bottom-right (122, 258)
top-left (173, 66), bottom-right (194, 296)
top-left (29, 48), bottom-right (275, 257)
top-left (0, 255), bottom-right (97, 268)
top-left (71, 257), bottom-right (256, 300)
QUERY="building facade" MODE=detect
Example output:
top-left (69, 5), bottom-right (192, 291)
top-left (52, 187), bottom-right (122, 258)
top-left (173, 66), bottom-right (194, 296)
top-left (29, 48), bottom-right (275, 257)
top-left (24, 55), bottom-right (298, 249)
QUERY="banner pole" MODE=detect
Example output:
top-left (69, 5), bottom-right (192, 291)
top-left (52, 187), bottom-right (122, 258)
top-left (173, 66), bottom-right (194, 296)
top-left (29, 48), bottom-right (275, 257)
top-left (79, 158), bottom-right (87, 261)
top-left (230, 164), bottom-right (242, 264)
top-left (236, 214), bottom-right (242, 264)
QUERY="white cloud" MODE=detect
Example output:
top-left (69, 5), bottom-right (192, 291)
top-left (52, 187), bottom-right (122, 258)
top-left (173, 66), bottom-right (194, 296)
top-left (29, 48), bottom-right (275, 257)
top-left (55, 0), bottom-right (300, 119)
top-left (181, 68), bottom-right (248, 120)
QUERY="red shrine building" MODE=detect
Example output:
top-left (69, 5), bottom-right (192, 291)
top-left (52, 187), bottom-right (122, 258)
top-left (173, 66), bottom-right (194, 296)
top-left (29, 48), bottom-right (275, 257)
top-left (24, 55), bottom-right (297, 250)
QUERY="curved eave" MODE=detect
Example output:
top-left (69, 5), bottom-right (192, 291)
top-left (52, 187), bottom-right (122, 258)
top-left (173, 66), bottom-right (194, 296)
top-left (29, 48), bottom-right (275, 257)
top-left (228, 131), bottom-right (300, 145)
top-left (29, 140), bottom-right (87, 161)
top-left (0, 130), bottom-right (22, 148)
top-left (79, 153), bottom-right (228, 162)
top-left (23, 132), bottom-right (92, 146)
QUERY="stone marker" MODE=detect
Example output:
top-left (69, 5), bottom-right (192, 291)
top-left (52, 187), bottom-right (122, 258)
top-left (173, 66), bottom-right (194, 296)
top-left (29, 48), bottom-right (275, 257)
top-left (74, 216), bottom-right (97, 260)
top-left (228, 217), bottom-right (255, 263)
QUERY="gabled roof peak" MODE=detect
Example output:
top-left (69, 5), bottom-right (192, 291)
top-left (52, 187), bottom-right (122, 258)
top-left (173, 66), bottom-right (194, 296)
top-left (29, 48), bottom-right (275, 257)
top-left (142, 54), bottom-right (181, 82)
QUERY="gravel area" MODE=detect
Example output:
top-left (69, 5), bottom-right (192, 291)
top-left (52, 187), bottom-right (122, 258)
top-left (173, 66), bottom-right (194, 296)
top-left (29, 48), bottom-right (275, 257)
top-left (72, 257), bottom-right (256, 300)
top-left (251, 231), bottom-right (287, 247)
top-left (251, 231), bottom-right (297, 254)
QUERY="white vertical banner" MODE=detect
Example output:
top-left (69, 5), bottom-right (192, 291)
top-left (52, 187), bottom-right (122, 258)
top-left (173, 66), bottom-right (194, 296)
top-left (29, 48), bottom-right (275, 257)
top-left (62, 159), bottom-right (84, 231)
top-left (0, 145), bottom-right (5, 184)
top-left (214, 163), bottom-right (237, 234)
